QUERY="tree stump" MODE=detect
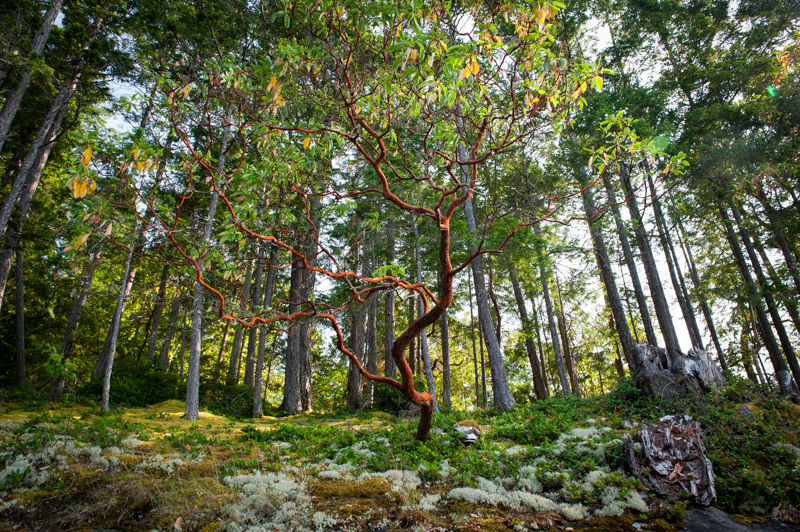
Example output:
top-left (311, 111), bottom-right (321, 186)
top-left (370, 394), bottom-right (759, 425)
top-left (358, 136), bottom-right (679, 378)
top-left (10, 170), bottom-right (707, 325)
top-left (626, 415), bottom-right (717, 506)
top-left (632, 344), bottom-right (725, 402)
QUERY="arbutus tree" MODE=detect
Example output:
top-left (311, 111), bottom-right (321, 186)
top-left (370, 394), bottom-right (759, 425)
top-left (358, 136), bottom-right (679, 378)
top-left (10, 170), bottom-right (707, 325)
top-left (86, 0), bottom-right (656, 439)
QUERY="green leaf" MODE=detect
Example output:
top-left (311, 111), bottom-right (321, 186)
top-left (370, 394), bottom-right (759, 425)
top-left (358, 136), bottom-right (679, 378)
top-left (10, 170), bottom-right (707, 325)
top-left (646, 136), bottom-right (669, 154)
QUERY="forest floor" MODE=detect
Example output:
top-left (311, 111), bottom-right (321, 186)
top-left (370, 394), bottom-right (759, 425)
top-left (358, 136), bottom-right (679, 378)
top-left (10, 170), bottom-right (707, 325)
top-left (0, 380), bottom-right (799, 532)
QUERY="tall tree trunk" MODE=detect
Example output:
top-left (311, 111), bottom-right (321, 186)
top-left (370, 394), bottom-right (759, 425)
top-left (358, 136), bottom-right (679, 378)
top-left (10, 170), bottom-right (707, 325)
top-left (179, 310), bottom-right (187, 380)
top-left (384, 217), bottom-right (396, 379)
top-left (728, 204), bottom-right (800, 388)
top-left (487, 260), bottom-right (502, 344)
top-left (226, 258), bottom-right (254, 384)
top-left (527, 289), bottom-right (550, 397)
top-left (298, 194), bottom-right (321, 412)
top-left (15, 245), bottom-right (25, 387)
top-left (461, 202), bottom-right (515, 410)
top-left (534, 223), bottom-right (571, 395)
top-left (509, 263), bottom-right (547, 400)
top-left (620, 164), bottom-right (682, 364)
top-left (0, 17), bottom-right (101, 248)
top-left (93, 260), bottom-right (137, 379)
top-left (579, 168), bottom-right (638, 374)
top-left (407, 296), bottom-right (416, 375)
top-left (753, 232), bottom-right (800, 333)
top-left (159, 294), bottom-right (182, 370)
top-left (365, 290), bottom-right (379, 407)
top-left (146, 264), bottom-right (170, 361)
top-left (254, 246), bottom-right (278, 416)
top-left (468, 270), bottom-right (481, 407)
top-left (676, 221), bottom-right (729, 371)
top-left (185, 107), bottom-right (233, 421)
top-left (603, 173), bottom-right (658, 346)
top-left (101, 222), bottom-right (138, 411)
top-left (244, 249), bottom-right (265, 387)
top-left (718, 205), bottom-right (793, 392)
top-left (413, 215), bottom-right (439, 412)
top-left (757, 191), bottom-right (800, 297)
top-left (647, 172), bottom-right (703, 349)
top-left (554, 271), bottom-right (581, 397)
top-left (51, 245), bottom-right (102, 395)
top-left (283, 253), bottom-right (304, 415)
top-left (0, 106), bottom-right (68, 312)
top-left (212, 322), bottom-right (230, 384)
top-left (0, 0), bottom-right (64, 156)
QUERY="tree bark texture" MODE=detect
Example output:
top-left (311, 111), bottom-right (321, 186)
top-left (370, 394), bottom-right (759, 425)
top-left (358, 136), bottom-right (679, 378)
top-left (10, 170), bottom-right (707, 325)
top-left (159, 294), bottom-right (182, 370)
top-left (254, 246), bottom-right (278, 416)
top-left (244, 247), bottom-right (265, 387)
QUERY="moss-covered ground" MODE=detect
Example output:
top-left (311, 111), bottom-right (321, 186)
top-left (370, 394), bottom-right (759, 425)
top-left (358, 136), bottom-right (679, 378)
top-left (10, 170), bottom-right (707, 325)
top-left (0, 377), bottom-right (798, 531)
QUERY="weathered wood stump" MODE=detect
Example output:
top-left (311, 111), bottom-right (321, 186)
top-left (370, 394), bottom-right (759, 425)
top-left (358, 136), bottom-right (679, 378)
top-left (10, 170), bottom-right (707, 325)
top-left (625, 415), bottom-right (717, 506)
top-left (632, 344), bottom-right (726, 402)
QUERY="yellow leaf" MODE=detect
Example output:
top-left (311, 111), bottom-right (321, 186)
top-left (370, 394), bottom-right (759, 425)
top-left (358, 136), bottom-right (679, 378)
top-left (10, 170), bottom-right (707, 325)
top-left (81, 148), bottom-right (92, 168)
top-left (132, 149), bottom-right (141, 161)
top-left (303, 136), bottom-right (310, 149)
top-left (314, 64), bottom-right (321, 74)
top-left (471, 58), bottom-right (479, 75)
top-left (462, 65), bottom-right (471, 79)
top-left (136, 161), bottom-right (145, 172)
top-left (73, 180), bottom-right (86, 199)
top-left (181, 84), bottom-right (191, 97)
top-left (427, 54), bottom-right (435, 68)
top-left (267, 76), bottom-right (277, 90)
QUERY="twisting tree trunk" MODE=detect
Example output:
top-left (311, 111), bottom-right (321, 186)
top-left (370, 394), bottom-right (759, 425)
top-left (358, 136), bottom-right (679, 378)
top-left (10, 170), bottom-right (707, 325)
top-left (226, 258), bottom-right (254, 384)
top-left (51, 245), bottom-right (102, 395)
top-left (102, 221), bottom-right (139, 411)
top-left (647, 173), bottom-right (703, 350)
top-left (15, 246), bottom-right (25, 387)
top-left (413, 215), bottom-right (439, 412)
top-left (509, 262), bottom-right (547, 400)
top-left (185, 107), bottom-right (234, 421)
top-left (676, 221), bottom-right (728, 371)
top-left (146, 264), bottom-right (170, 361)
top-left (620, 164), bottom-right (682, 365)
top-left (602, 173), bottom-right (658, 346)
top-left (0, 0), bottom-right (64, 156)
top-left (534, 223), bottom-right (571, 395)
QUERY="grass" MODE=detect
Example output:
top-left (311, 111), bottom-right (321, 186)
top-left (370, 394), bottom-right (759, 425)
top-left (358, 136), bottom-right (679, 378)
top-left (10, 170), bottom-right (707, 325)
top-left (0, 378), bottom-right (798, 531)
